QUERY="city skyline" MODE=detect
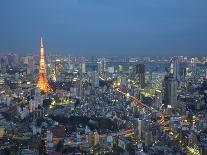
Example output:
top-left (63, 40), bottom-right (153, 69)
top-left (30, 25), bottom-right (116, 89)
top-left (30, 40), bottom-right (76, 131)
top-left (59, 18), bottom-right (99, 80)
top-left (0, 0), bottom-right (207, 56)
top-left (0, 1), bottom-right (207, 154)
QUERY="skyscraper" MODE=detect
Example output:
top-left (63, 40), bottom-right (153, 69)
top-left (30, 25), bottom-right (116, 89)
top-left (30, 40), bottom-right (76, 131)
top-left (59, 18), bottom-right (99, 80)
top-left (163, 76), bottom-right (178, 108)
top-left (171, 57), bottom-right (180, 81)
top-left (98, 58), bottom-right (106, 76)
top-left (54, 58), bottom-right (62, 81)
top-left (155, 90), bottom-right (162, 110)
top-left (26, 56), bottom-right (34, 75)
top-left (205, 69), bottom-right (207, 79)
top-left (134, 118), bottom-right (142, 139)
top-left (135, 64), bottom-right (145, 89)
top-left (37, 37), bottom-right (53, 93)
top-left (80, 63), bottom-right (86, 74)
top-left (90, 71), bottom-right (99, 88)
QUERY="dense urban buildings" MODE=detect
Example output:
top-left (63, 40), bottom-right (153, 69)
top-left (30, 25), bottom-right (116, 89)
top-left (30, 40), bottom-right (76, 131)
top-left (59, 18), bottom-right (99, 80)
top-left (0, 39), bottom-right (207, 154)
top-left (0, 1), bottom-right (207, 155)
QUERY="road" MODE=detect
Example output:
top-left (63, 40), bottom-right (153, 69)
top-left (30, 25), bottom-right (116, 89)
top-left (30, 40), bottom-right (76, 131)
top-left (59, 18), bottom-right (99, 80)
top-left (116, 88), bottom-right (165, 125)
top-left (100, 76), bottom-right (195, 154)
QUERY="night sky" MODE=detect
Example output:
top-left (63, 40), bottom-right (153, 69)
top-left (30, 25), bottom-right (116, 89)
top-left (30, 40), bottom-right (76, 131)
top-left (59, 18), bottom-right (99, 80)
top-left (0, 0), bottom-right (207, 56)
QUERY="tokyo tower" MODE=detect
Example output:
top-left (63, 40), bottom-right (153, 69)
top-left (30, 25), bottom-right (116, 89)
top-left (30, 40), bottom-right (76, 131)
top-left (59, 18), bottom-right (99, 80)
top-left (37, 37), bottom-right (53, 93)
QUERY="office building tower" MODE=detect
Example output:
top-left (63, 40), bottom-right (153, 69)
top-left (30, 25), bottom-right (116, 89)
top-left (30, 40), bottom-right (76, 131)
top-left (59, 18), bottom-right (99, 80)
top-left (120, 76), bottom-right (127, 88)
top-left (135, 64), bottom-right (145, 89)
top-left (173, 57), bottom-right (180, 80)
top-left (170, 57), bottom-right (179, 80)
top-left (155, 90), bottom-right (162, 110)
top-left (163, 76), bottom-right (178, 108)
top-left (26, 56), bottom-right (34, 75)
top-left (144, 131), bottom-right (153, 150)
top-left (98, 58), bottom-right (106, 75)
top-left (179, 67), bottom-right (187, 80)
top-left (134, 118), bottom-right (142, 139)
top-left (205, 69), bottom-right (207, 79)
top-left (55, 59), bottom-right (61, 78)
top-left (80, 63), bottom-right (86, 74)
top-left (0, 56), bottom-right (8, 73)
top-left (90, 71), bottom-right (99, 88)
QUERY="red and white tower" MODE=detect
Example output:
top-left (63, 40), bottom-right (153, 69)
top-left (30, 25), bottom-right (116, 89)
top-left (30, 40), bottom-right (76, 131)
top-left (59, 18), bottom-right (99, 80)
top-left (37, 37), bottom-right (53, 93)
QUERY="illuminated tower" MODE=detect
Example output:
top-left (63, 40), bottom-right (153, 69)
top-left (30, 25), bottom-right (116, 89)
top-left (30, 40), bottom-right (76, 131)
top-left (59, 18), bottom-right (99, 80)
top-left (37, 37), bottom-right (53, 93)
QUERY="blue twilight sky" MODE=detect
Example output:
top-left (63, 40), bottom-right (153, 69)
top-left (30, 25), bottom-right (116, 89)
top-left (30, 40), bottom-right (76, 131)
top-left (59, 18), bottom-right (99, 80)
top-left (0, 0), bottom-right (207, 56)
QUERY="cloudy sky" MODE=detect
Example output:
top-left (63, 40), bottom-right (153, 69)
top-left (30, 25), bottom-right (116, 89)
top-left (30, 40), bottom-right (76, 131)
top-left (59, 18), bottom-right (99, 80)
top-left (0, 0), bottom-right (207, 56)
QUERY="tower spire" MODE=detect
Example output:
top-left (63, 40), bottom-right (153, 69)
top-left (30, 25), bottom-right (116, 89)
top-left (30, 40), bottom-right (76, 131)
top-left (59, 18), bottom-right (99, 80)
top-left (37, 37), bottom-right (53, 93)
top-left (40, 37), bottom-right (44, 48)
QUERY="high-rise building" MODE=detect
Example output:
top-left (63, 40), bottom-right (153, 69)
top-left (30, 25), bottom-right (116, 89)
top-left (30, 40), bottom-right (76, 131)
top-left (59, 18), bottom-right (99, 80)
top-left (119, 64), bottom-right (125, 72)
top-left (163, 76), bottom-right (178, 108)
top-left (37, 37), bottom-right (53, 93)
top-left (144, 130), bottom-right (153, 150)
top-left (80, 63), bottom-right (86, 74)
top-left (179, 67), bottom-right (187, 80)
top-left (98, 58), bottom-right (106, 75)
top-left (135, 64), bottom-right (145, 89)
top-left (26, 56), bottom-right (34, 75)
top-left (67, 55), bottom-right (73, 71)
top-left (55, 59), bottom-right (62, 77)
top-left (0, 56), bottom-right (8, 73)
top-left (155, 90), bottom-right (162, 110)
top-left (170, 62), bottom-right (174, 75)
top-left (205, 69), bottom-right (207, 79)
top-left (172, 57), bottom-right (180, 80)
top-left (120, 76), bottom-right (127, 88)
top-left (7, 53), bottom-right (19, 68)
top-left (90, 71), bottom-right (99, 88)
top-left (134, 118), bottom-right (142, 139)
